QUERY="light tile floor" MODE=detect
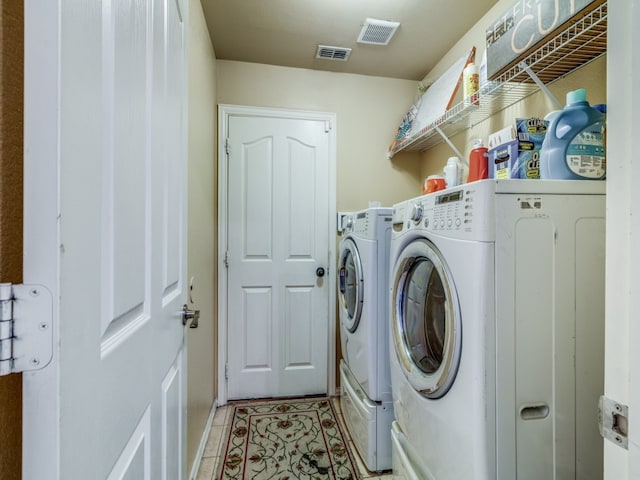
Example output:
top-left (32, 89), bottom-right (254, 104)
top-left (196, 396), bottom-right (393, 480)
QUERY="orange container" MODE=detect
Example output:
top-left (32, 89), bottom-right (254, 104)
top-left (423, 175), bottom-right (446, 194)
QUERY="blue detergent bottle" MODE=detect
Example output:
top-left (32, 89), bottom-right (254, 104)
top-left (540, 88), bottom-right (606, 180)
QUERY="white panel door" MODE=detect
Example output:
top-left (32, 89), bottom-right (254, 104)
top-left (225, 112), bottom-right (332, 399)
top-left (22, 1), bottom-right (188, 479)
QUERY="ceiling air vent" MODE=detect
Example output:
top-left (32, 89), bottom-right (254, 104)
top-left (357, 18), bottom-right (400, 45)
top-left (315, 45), bottom-right (352, 61)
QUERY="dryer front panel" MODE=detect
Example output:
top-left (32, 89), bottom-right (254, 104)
top-left (391, 238), bottom-right (461, 399)
top-left (338, 237), bottom-right (363, 333)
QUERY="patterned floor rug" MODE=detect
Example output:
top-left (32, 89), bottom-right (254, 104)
top-left (218, 397), bottom-right (360, 480)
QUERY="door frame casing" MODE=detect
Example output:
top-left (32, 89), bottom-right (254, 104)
top-left (217, 104), bottom-right (337, 405)
top-left (23, 1), bottom-right (61, 477)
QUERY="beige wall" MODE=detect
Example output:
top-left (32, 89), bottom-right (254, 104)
top-left (216, 61), bottom-right (428, 391)
top-left (217, 60), bottom-right (426, 210)
top-left (0, 2), bottom-right (23, 479)
top-left (187, 0), bottom-right (218, 471)
top-left (416, 0), bottom-right (607, 179)
top-left (215, 1), bottom-right (607, 205)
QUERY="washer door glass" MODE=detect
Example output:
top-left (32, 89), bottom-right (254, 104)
top-left (338, 238), bottom-right (363, 333)
top-left (392, 238), bottom-right (461, 398)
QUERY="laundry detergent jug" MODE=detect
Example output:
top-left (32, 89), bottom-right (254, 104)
top-left (540, 88), bottom-right (606, 180)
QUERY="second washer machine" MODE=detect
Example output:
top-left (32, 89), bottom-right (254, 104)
top-left (338, 206), bottom-right (394, 472)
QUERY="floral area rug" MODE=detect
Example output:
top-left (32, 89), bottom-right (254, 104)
top-left (218, 397), bottom-right (359, 480)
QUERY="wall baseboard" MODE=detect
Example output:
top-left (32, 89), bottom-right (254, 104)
top-left (188, 400), bottom-right (217, 480)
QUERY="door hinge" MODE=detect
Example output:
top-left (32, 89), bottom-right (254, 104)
top-left (224, 251), bottom-right (229, 268)
top-left (599, 395), bottom-right (629, 449)
top-left (324, 120), bottom-right (331, 133)
top-left (225, 363), bottom-right (229, 379)
top-left (225, 138), bottom-right (230, 156)
top-left (0, 283), bottom-right (54, 376)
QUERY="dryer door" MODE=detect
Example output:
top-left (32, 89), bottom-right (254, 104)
top-left (338, 238), bottom-right (364, 333)
top-left (391, 238), bottom-right (461, 399)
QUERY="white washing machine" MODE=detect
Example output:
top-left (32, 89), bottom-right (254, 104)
top-left (338, 207), bottom-right (394, 472)
top-left (389, 179), bottom-right (605, 479)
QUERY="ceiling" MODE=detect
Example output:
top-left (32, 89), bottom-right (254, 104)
top-left (200, 0), bottom-right (498, 81)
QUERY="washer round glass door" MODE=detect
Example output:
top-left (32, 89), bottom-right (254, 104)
top-left (391, 238), bottom-right (461, 398)
top-left (338, 238), bottom-right (363, 333)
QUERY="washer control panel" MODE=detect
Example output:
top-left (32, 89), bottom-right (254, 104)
top-left (392, 182), bottom-right (495, 242)
top-left (430, 189), bottom-right (465, 232)
top-left (428, 185), bottom-right (494, 241)
top-left (344, 208), bottom-right (392, 239)
top-left (352, 211), bottom-right (372, 236)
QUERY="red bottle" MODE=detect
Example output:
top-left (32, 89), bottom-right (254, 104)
top-left (467, 139), bottom-right (488, 183)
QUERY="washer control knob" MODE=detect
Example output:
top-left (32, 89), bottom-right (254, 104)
top-left (410, 204), bottom-right (424, 223)
top-left (344, 217), bottom-right (353, 230)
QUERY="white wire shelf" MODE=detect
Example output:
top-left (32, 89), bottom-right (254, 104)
top-left (387, 1), bottom-right (607, 158)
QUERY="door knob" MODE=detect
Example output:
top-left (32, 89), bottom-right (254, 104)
top-left (182, 304), bottom-right (200, 328)
top-left (316, 267), bottom-right (325, 277)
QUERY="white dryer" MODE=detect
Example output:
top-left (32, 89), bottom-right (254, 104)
top-left (338, 207), bottom-right (394, 472)
top-left (389, 179), bottom-right (605, 479)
